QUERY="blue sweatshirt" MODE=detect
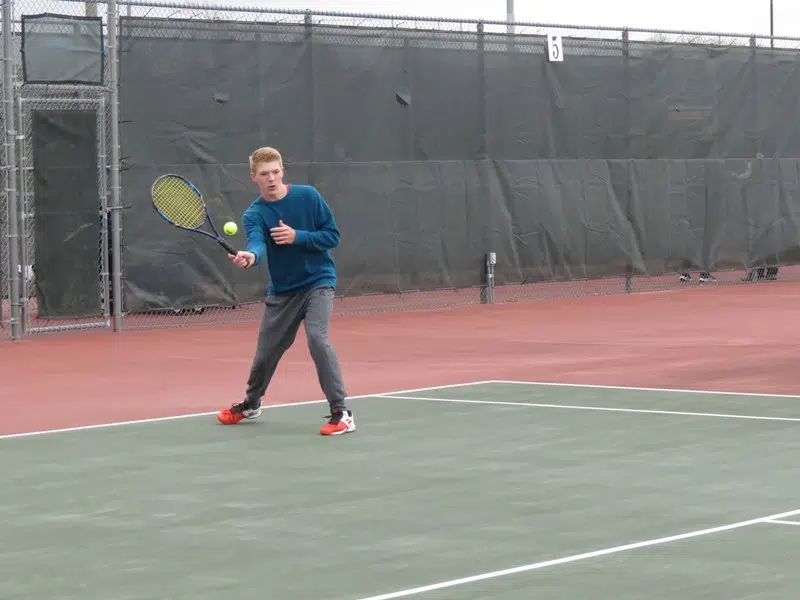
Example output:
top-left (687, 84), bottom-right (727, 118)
top-left (242, 184), bottom-right (340, 296)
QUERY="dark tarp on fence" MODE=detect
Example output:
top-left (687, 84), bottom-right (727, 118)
top-left (21, 13), bottom-right (105, 85)
top-left (32, 110), bottom-right (103, 318)
top-left (117, 17), bottom-right (800, 311)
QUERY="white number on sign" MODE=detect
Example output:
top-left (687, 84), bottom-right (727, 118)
top-left (547, 34), bottom-right (564, 62)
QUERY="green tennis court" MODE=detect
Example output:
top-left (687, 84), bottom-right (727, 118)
top-left (3, 380), bottom-right (800, 599)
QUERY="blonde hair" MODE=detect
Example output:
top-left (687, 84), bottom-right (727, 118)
top-left (249, 146), bottom-right (283, 173)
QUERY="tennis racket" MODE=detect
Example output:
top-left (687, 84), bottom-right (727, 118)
top-left (151, 174), bottom-right (239, 255)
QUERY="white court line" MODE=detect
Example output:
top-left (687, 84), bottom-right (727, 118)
top-left (488, 380), bottom-right (800, 399)
top-left (0, 380), bottom-right (497, 440)
top-left (356, 508), bottom-right (800, 600)
top-left (764, 520), bottom-right (800, 526)
top-left (10, 380), bottom-right (793, 440)
top-left (376, 395), bottom-right (800, 424)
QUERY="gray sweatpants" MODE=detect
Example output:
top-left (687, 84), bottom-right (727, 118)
top-left (244, 285), bottom-right (347, 413)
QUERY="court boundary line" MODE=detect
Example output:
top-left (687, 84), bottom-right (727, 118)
top-left (355, 507), bottom-right (800, 600)
top-left (0, 380), bottom-right (498, 440)
top-left (375, 394), bottom-right (800, 423)
top-left (488, 379), bottom-right (800, 399)
top-left (764, 519), bottom-right (800, 527)
top-left (9, 378), bottom-right (796, 440)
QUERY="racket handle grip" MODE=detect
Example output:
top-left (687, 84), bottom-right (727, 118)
top-left (218, 238), bottom-right (239, 255)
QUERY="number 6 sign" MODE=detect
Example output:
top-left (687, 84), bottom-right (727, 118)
top-left (547, 33), bottom-right (564, 62)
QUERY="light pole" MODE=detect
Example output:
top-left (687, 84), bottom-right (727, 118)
top-left (507, 0), bottom-right (514, 35)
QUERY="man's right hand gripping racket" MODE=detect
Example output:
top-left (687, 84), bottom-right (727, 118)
top-left (151, 174), bottom-right (240, 255)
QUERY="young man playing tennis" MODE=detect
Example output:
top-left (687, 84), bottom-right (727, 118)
top-left (217, 147), bottom-right (355, 436)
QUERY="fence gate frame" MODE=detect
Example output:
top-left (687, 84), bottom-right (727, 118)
top-left (14, 93), bottom-right (111, 335)
top-left (1, 86), bottom-right (8, 339)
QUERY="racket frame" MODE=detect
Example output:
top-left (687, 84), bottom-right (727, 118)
top-left (150, 173), bottom-right (240, 256)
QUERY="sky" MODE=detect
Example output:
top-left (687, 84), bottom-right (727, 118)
top-left (211, 0), bottom-right (799, 39)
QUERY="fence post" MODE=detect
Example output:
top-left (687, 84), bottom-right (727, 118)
top-left (107, 0), bottom-right (123, 331)
top-left (477, 20), bottom-right (487, 159)
top-left (3, 0), bottom-right (21, 339)
top-left (622, 28), bottom-right (633, 293)
top-left (304, 11), bottom-right (315, 167)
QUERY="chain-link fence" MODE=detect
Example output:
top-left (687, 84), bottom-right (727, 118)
top-left (1, 0), bottom-right (11, 340)
top-left (3, 0), bottom-right (800, 339)
top-left (0, 0), bottom-right (120, 338)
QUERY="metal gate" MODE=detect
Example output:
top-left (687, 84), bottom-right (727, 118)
top-left (14, 95), bottom-right (111, 334)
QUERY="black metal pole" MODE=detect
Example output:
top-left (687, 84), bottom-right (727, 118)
top-left (770, 0), bottom-right (774, 48)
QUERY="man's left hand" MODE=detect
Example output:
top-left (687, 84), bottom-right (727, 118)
top-left (270, 220), bottom-right (296, 245)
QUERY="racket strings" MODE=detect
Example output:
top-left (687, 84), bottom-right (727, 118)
top-left (152, 177), bottom-right (206, 229)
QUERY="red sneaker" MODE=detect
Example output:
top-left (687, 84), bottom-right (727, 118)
top-left (217, 402), bottom-right (262, 425)
top-left (320, 409), bottom-right (355, 436)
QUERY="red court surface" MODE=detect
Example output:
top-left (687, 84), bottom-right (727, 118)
top-left (1, 281), bottom-right (798, 435)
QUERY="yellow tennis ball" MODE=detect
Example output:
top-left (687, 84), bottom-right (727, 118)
top-left (223, 221), bottom-right (238, 236)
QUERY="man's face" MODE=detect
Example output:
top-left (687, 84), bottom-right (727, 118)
top-left (251, 160), bottom-right (284, 199)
